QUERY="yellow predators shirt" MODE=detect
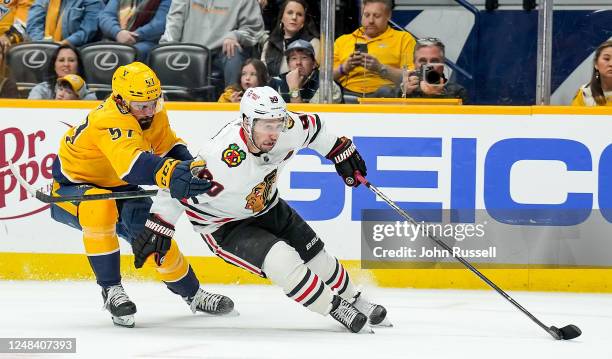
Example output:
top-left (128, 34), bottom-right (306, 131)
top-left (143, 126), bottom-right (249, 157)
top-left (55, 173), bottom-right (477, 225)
top-left (334, 26), bottom-right (415, 94)
top-left (571, 84), bottom-right (612, 106)
top-left (0, 0), bottom-right (17, 35)
top-left (57, 98), bottom-right (185, 188)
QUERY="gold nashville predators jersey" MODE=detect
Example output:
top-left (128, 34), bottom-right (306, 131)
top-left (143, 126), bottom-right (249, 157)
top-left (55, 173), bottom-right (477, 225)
top-left (0, 0), bottom-right (17, 35)
top-left (55, 98), bottom-right (185, 188)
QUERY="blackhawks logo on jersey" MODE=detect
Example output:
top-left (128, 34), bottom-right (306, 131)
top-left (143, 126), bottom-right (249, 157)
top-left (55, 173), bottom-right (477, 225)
top-left (222, 143), bottom-right (246, 167)
top-left (245, 170), bottom-right (277, 213)
top-left (286, 115), bottom-right (294, 129)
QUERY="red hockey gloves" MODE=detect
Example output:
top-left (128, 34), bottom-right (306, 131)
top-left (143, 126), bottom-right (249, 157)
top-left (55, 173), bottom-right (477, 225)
top-left (326, 137), bottom-right (367, 187)
top-left (132, 214), bottom-right (174, 268)
top-left (155, 158), bottom-right (212, 199)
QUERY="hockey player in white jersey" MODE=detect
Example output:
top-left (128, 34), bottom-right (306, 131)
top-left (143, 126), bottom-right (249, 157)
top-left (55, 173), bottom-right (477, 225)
top-left (131, 86), bottom-right (388, 333)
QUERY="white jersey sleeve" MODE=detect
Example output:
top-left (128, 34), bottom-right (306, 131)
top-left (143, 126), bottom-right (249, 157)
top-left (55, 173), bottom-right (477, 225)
top-left (292, 112), bottom-right (337, 156)
top-left (149, 189), bottom-right (185, 225)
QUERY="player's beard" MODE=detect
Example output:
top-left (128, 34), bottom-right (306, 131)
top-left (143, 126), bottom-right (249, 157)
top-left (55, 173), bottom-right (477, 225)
top-left (138, 116), bottom-right (154, 130)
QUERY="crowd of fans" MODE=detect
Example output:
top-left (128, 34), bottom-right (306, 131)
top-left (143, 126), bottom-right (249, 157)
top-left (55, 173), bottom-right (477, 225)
top-left (0, 0), bottom-right (610, 106)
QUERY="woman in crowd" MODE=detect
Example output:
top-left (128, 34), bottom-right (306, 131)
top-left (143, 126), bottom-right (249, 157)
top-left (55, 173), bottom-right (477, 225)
top-left (572, 40), bottom-right (612, 106)
top-left (28, 44), bottom-right (96, 100)
top-left (261, 0), bottom-right (319, 78)
top-left (218, 58), bottom-right (269, 103)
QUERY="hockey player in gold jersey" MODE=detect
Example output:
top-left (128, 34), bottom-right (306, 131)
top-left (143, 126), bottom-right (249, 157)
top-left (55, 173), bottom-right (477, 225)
top-left (50, 62), bottom-right (233, 327)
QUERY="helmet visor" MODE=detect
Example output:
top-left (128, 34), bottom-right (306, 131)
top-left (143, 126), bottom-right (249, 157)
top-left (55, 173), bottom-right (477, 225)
top-left (252, 116), bottom-right (288, 136)
top-left (130, 97), bottom-right (163, 117)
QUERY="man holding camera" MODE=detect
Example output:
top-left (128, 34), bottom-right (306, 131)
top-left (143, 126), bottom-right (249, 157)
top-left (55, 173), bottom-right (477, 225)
top-left (333, 0), bottom-right (415, 99)
top-left (401, 38), bottom-right (468, 104)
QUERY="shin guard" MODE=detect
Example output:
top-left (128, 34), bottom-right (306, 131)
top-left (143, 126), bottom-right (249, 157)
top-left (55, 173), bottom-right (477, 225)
top-left (263, 242), bottom-right (333, 315)
top-left (306, 250), bottom-right (356, 301)
top-left (144, 239), bottom-right (199, 298)
top-left (79, 189), bottom-right (121, 288)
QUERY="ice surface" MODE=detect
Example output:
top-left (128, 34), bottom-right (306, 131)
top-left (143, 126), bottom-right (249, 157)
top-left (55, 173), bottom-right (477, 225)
top-left (0, 281), bottom-right (609, 358)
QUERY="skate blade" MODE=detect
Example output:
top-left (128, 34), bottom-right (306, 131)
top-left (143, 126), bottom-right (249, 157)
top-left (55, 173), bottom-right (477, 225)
top-left (358, 325), bottom-right (375, 334)
top-left (371, 317), bottom-right (393, 328)
top-left (197, 309), bottom-right (240, 317)
top-left (112, 315), bottom-right (135, 328)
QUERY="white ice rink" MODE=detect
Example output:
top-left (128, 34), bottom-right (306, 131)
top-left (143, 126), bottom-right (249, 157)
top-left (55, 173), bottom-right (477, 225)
top-left (0, 281), bottom-right (609, 358)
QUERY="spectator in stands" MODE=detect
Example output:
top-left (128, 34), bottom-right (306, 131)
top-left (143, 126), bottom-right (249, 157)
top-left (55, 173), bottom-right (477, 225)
top-left (572, 40), bottom-right (612, 106)
top-left (400, 38), bottom-right (468, 104)
top-left (261, 0), bottom-right (319, 78)
top-left (55, 74), bottom-right (88, 100)
top-left (0, 47), bottom-right (19, 98)
top-left (28, 44), bottom-right (96, 99)
top-left (15, 0), bottom-right (34, 25)
top-left (269, 39), bottom-right (340, 103)
top-left (0, 0), bottom-right (26, 55)
top-left (161, 0), bottom-right (265, 88)
top-left (26, 0), bottom-right (103, 47)
top-left (333, 0), bottom-right (414, 99)
top-left (99, 0), bottom-right (170, 62)
top-left (218, 58), bottom-right (269, 103)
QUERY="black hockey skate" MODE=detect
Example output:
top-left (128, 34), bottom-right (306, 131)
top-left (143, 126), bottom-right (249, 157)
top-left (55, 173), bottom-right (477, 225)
top-left (352, 292), bottom-right (390, 326)
top-left (184, 288), bottom-right (234, 315)
top-left (329, 295), bottom-right (368, 333)
top-left (101, 284), bottom-right (137, 328)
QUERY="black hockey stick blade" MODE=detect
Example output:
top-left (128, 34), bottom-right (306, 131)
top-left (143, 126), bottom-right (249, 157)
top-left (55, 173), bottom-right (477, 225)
top-left (8, 160), bottom-right (158, 203)
top-left (34, 189), bottom-right (159, 203)
top-left (550, 325), bottom-right (582, 340)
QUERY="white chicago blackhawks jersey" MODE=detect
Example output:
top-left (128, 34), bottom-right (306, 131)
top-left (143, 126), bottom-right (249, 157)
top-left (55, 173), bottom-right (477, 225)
top-left (150, 111), bottom-right (338, 234)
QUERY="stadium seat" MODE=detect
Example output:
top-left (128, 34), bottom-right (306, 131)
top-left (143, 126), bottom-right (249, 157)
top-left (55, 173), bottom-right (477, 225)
top-left (148, 43), bottom-right (216, 102)
top-left (6, 42), bottom-right (60, 96)
top-left (79, 42), bottom-right (137, 98)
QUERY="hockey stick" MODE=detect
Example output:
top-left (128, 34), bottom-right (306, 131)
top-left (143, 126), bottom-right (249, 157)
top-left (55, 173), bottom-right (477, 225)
top-left (354, 171), bottom-right (582, 341)
top-left (7, 160), bottom-right (158, 203)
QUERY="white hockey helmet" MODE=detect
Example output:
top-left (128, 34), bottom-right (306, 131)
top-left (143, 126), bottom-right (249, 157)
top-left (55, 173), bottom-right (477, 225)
top-left (240, 86), bottom-right (288, 145)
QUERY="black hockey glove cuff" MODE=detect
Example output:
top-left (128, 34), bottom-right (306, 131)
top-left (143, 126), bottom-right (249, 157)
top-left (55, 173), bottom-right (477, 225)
top-left (326, 136), bottom-right (367, 187)
top-left (132, 214), bottom-right (174, 269)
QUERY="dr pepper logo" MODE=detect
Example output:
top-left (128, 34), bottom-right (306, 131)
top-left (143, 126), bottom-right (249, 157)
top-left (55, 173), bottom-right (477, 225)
top-left (0, 126), bottom-right (57, 219)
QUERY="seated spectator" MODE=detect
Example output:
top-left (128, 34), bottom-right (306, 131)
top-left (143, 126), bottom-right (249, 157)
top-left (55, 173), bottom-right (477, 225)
top-left (218, 58), bottom-right (269, 103)
top-left (28, 44), bottom-right (96, 99)
top-left (400, 38), bottom-right (468, 104)
top-left (333, 0), bottom-right (415, 98)
top-left (0, 47), bottom-right (19, 98)
top-left (261, 0), bottom-right (320, 78)
top-left (55, 74), bottom-right (88, 100)
top-left (0, 0), bottom-right (26, 54)
top-left (269, 39), bottom-right (341, 103)
top-left (26, 0), bottom-right (103, 47)
top-left (161, 0), bottom-right (265, 88)
top-left (572, 40), bottom-right (612, 106)
top-left (99, 0), bottom-right (170, 62)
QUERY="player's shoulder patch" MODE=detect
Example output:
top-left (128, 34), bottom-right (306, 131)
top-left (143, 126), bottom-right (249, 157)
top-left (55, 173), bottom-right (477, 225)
top-left (287, 115), bottom-right (295, 129)
top-left (222, 143), bottom-right (247, 167)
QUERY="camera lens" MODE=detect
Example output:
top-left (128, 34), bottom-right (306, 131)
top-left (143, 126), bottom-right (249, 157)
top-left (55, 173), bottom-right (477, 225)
top-left (425, 70), bottom-right (441, 84)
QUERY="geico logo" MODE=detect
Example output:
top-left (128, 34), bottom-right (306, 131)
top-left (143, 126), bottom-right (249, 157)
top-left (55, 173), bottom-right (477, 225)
top-left (287, 137), bottom-right (612, 226)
